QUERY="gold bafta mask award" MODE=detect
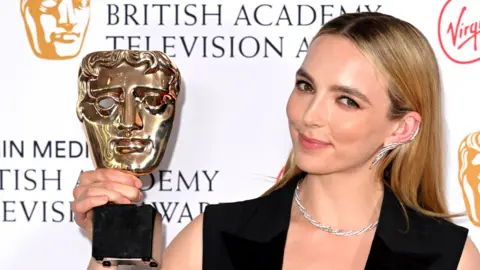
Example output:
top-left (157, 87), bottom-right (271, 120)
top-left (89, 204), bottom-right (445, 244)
top-left (76, 50), bottom-right (181, 267)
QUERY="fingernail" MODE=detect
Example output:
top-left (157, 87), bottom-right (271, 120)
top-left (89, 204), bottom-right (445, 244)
top-left (135, 180), bottom-right (143, 188)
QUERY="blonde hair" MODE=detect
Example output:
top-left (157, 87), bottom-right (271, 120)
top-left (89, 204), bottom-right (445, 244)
top-left (264, 12), bottom-right (463, 221)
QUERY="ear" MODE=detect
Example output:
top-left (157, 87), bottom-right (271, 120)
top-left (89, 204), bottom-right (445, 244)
top-left (384, 111), bottom-right (421, 145)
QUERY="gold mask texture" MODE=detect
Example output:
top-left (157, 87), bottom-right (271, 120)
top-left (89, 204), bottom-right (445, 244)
top-left (76, 50), bottom-right (181, 175)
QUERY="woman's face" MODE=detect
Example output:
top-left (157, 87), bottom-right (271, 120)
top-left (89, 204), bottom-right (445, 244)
top-left (287, 34), bottom-right (397, 174)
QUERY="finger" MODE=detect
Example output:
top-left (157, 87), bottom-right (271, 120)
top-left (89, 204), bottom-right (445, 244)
top-left (71, 195), bottom-right (108, 225)
top-left (73, 181), bottom-right (142, 202)
top-left (98, 168), bottom-right (142, 188)
top-left (73, 176), bottom-right (140, 200)
top-left (95, 181), bottom-right (142, 201)
top-left (79, 169), bottom-right (142, 188)
top-left (82, 187), bottom-right (132, 204)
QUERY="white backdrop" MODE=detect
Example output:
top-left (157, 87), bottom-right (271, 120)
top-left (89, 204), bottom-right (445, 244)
top-left (1, 0), bottom-right (479, 269)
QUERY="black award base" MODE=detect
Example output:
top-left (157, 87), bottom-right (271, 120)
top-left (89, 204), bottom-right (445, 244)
top-left (92, 204), bottom-right (162, 268)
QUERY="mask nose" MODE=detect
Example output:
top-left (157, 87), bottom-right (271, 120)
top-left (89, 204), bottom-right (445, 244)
top-left (57, 0), bottom-right (77, 31)
top-left (117, 94), bottom-right (143, 134)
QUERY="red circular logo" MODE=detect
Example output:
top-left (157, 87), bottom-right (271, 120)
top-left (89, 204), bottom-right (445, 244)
top-left (438, 0), bottom-right (480, 64)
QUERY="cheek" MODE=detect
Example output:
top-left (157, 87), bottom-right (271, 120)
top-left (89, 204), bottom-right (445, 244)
top-left (328, 110), bottom-right (382, 146)
top-left (286, 91), bottom-right (306, 123)
top-left (75, 9), bottom-right (90, 30)
top-left (286, 93), bottom-right (296, 122)
top-left (286, 93), bottom-right (301, 139)
top-left (39, 15), bottom-right (56, 33)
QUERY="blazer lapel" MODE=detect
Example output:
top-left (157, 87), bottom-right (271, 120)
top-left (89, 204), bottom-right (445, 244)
top-left (365, 234), bottom-right (441, 269)
top-left (365, 186), bottom-right (442, 269)
top-left (219, 173), bottom-right (303, 270)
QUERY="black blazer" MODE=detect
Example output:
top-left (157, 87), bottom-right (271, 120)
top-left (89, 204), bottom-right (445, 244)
top-left (202, 173), bottom-right (469, 269)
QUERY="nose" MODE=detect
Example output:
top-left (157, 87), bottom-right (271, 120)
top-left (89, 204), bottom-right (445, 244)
top-left (302, 95), bottom-right (328, 128)
top-left (57, 0), bottom-right (77, 31)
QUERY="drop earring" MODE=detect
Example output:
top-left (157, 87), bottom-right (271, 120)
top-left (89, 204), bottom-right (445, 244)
top-left (369, 125), bottom-right (420, 169)
top-left (369, 142), bottom-right (404, 169)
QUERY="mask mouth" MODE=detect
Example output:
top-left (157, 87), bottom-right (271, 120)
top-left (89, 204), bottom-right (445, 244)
top-left (51, 32), bottom-right (81, 43)
top-left (110, 138), bottom-right (152, 154)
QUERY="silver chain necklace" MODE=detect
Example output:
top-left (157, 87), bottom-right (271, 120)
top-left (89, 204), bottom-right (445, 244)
top-left (294, 181), bottom-right (379, 236)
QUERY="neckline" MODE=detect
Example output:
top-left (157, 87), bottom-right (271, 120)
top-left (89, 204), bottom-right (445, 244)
top-left (292, 177), bottom-right (381, 236)
top-left (217, 172), bottom-right (457, 269)
top-left (276, 172), bottom-right (439, 266)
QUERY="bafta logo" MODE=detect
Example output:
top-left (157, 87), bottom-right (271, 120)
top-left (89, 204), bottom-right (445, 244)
top-left (458, 131), bottom-right (480, 227)
top-left (20, 0), bottom-right (90, 60)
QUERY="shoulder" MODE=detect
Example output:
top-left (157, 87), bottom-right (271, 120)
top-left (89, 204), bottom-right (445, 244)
top-left (406, 210), bottom-right (479, 268)
top-left (458, 236), bottom-right (480, 269)
top-left (161, 213), bottom-right (204, 270)
top-left (410, 210), bottom-right (468, 247)
top-left (201, 184), bottom-right (294, 240)
top-left (200, 188), bottom-right (293, 268)
top-left (409, 210), bottom-right (469, 239)
top-left (203, 194), bottom-right (272, 232)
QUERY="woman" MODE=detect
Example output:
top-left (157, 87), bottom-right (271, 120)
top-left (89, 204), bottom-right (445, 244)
top-left (72, 12), bottom-right (480, 269)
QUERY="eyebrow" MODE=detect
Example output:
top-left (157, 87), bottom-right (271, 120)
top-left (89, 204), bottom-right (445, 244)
top-left (331, 85), bottom-right (372, 105)
top-left (89, 86), bottom-right (169, 95)
top-left (295, 67), bottom-right (372, 105)
top-left (89, 87), bottom-right (122, 95)
top-left (295, 68), bottom-right (315, 83)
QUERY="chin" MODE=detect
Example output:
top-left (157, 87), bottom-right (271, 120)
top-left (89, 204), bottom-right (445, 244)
top-left (296, 164), bottom-right (339, 175)
top-left (293, 152), bottom-right (339, 175)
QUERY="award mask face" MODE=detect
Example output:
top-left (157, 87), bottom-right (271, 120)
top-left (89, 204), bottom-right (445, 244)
top-left (20, 0), bottom-right (91, 60)
top-left (77, 50), bottom-right (181, 175)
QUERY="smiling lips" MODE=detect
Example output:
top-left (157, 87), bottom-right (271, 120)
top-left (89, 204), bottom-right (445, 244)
top-left (299, 133), bottom-right (331, 150)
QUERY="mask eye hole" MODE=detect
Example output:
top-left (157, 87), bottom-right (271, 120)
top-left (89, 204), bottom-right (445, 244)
top-left (39, 0), bottom-right (58, 13)
top-left (97, 96), bottom-right (117, 110)
top-left (143, 95), bottom-right (164, 109)
top-left (95, 95), bottom-right (119, 116)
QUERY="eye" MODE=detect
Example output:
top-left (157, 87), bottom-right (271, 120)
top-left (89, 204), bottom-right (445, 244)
top-left (41, 0), bottom-right (58, 7)
top-left (338, 96), bottom-right (360, 109)
top-left (39, 0), bottom-right (58, 12)
top-left (295, 80), bottom-right (313, 92)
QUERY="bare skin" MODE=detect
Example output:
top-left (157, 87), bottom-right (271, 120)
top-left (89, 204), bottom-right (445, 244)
top-left (73, 35), bottom-right (480, 270)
